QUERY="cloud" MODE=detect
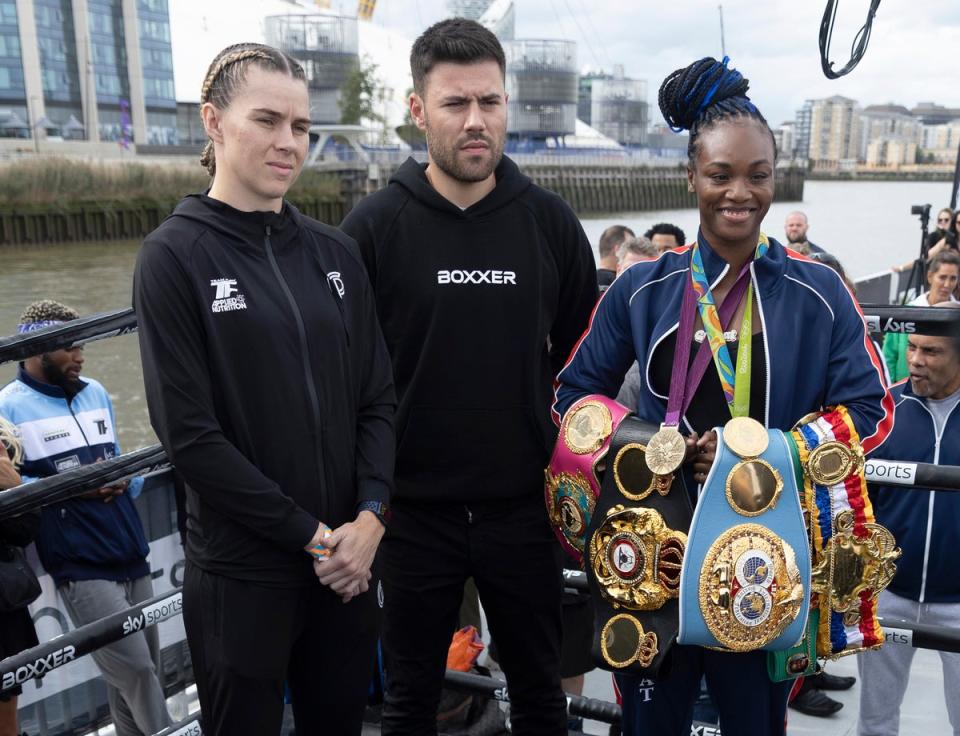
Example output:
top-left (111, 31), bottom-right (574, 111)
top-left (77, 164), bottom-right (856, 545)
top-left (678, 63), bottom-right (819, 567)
top-left (172, 0), bottom-right (960, 130)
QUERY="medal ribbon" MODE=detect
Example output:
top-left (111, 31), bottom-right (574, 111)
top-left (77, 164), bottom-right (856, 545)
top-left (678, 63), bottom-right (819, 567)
top-left (691, 232), bottom-right (769, 417)
top-left (663, 233), bottom-right (769, 427)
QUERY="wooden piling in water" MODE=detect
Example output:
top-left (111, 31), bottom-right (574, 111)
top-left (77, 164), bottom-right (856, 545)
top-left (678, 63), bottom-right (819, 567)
top-left (0, 164), bottom-right (804, 246)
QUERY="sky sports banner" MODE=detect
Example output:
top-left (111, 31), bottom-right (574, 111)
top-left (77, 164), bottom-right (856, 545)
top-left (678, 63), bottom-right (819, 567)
top-left (11, 472), bottom-right (188, 732)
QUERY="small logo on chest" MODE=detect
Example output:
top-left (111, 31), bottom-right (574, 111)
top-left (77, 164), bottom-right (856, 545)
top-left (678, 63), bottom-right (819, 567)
top-left (437, 269), bottom-right (517, 285)
top-left (327, 271), bottom-right (346, 298)
top-left (43, 429), bottom-right (71, 443)
top-left (210, 278), bottom-right (247, 313)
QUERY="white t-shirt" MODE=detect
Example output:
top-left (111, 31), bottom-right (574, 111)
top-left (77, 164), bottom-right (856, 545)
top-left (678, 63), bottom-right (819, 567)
top-left (926, 385), bottom-right (960, 436)
top-left (910, 292), bottom-right (960, 306)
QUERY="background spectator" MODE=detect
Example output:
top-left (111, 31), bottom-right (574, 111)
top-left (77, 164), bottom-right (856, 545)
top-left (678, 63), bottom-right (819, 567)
top-left (644, 222), bottom-right (686, 254)
top-left (597, 225), bottom-right (635, 289)
top-left (0, 300), bottom-right (169, 736)
top-left (859, 302), bottom-right (960, 736)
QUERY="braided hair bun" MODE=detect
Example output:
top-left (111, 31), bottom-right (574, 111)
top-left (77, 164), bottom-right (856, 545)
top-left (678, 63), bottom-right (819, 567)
top-left (657, 56), bottom-right (773, 166)
top-left (658, 56), bottom-right (756, 132)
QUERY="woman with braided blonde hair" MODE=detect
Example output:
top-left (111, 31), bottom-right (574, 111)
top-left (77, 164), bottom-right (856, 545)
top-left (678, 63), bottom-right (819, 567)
top-left (135, 42), bottom-right (396, 734)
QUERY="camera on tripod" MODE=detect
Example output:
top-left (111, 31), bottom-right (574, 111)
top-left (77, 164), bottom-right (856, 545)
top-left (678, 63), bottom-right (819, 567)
top-left (902, 204), bottom-right (934, 303)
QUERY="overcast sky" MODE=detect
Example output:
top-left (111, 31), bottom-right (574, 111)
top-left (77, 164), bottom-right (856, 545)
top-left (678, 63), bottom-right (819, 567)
top-left (359, 0), bottom-right (960, 127)
top-left (169, 0), bottom-right (960, 129)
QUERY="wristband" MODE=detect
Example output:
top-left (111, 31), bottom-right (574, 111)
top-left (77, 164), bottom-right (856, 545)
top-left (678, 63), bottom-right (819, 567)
top-left (306, 523), bottom-right (333, 561)
top-left (357, 500), bottom-right (389, 527)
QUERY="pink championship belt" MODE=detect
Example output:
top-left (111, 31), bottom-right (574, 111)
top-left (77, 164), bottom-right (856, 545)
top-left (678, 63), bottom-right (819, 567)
top-left (545, 395), bottom-right (632, 564)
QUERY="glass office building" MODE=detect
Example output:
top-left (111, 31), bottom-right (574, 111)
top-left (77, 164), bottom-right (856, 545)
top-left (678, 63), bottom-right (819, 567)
top-left (0, 0), bottom-right (176, 144)
top-left (0, 1), bottom-right (27, 134)
top-left (137, 0), bottom-right (175, 144)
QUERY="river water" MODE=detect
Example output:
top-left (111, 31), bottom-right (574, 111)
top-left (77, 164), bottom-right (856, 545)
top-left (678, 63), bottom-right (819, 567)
top-left (0, 179), bottom-right (953, 450)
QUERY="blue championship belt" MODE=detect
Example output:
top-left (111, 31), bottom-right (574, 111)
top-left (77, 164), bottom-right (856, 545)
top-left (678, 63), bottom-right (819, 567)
top-left (678, 417), bottom-right (811, 652)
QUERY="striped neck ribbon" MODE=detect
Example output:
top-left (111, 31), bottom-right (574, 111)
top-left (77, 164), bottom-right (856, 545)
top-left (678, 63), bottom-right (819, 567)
top-left (689, 232), bottom-right (769, 418)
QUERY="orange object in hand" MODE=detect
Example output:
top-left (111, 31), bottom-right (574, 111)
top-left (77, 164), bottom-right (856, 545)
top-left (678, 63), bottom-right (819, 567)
top-left (446, 625), bottom-right (485, 672)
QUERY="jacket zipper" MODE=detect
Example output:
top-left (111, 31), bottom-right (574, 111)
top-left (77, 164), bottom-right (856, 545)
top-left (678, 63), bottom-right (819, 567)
top-left (907, 395), bottom-right (957, 603)
top-left (264, 224), bottom-right (330, 522)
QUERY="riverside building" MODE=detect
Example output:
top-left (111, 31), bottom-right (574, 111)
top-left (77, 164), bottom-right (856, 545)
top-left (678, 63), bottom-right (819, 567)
top-left (0, 0), bottom-right (175, 146)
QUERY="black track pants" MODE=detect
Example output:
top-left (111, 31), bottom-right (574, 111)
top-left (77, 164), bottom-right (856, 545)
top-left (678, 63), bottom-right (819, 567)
top-left (380, 496), bottom-right (567, 735)
top-left (183, 562), bottom-right (382, 735)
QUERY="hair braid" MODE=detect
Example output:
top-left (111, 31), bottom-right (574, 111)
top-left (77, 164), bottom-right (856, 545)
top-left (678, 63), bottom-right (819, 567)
top-left (0, 415), bottom-right (22, 467)
top-left (657, 56), bottom-right (774, 168)
top-left (199, 43), bottom-right (306, 177)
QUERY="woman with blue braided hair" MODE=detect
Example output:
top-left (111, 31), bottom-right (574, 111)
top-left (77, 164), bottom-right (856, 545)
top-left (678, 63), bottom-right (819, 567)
top-left (552, 57), bottom-right (893, 734)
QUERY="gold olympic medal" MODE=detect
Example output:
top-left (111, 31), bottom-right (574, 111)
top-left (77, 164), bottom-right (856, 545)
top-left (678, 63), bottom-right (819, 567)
top-left (645, 426), bottom-right (686, 476)
top-left (725, 459), bottom-right (783, 517)
top-left (723, 416), bottom-right (769, 459)
top-left (806, 440), bottom-right (863, 487)
top-left (562, 400), bottom-right (614, 455)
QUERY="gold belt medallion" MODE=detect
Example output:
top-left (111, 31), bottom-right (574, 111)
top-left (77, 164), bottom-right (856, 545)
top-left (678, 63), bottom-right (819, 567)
top-left (591, 505), bottom-right (687, 610)
top-left (613, 443), bottom-right (672, 501)
top-left (545, 468), bottom-right (596, 554)
top-left (806, 440), bottom-right (864, 487)
top-left (699, 523), bottom-right (804, 652)
top-left (725, 458), bottom-right (783, 517)
top-left (600, 614), bottom-right (659, 669)
top-left (811, 510), bottom-right (900, 613)
top-left (562, 400), bottom-right (614, 455)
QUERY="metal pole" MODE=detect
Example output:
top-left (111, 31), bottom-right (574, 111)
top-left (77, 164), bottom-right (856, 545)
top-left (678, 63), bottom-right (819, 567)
top-left (28, 96), bottom-right (38, 153)
top-left (950, 135), bottom-right (960, 211)
top-left (718, 5), bottom-right (726, 58)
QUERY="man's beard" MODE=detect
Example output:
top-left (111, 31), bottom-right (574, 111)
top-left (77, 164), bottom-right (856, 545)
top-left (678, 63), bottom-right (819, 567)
top-left (41, 354), bottom-right (81, 392)
top-left (425, 127), bottom-right (504, 184)
top-left (786, 233), bottom-right (807, 245)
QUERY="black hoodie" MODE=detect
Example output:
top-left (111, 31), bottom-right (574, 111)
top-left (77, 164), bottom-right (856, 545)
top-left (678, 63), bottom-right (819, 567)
top-left (134, 194), bottom-right (396, 587)
top-left (340, 156), bottom-right (597, 503)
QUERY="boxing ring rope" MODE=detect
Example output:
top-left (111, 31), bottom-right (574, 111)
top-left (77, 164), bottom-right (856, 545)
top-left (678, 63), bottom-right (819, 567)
top-left (0, 444), bottom-right (169, 520)
top-left (443, 669), bottom-right (623, 724)
top-left (2, 306), bottom-right (959, 735)
top-left (0, 308), bottom-right (136, 366)
top-left (861, 304), bottom-right (960, 337)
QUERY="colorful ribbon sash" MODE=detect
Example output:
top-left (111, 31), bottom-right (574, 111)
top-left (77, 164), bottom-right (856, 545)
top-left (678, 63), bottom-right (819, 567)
top-left (792, 407), bottom-right (900, 658)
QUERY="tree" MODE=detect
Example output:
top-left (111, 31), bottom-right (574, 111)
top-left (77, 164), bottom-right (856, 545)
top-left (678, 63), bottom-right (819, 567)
top-left (339, 56), bottom-right (385, 127)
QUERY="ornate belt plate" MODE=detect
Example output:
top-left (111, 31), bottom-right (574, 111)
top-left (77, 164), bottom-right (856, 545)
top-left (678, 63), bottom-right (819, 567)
top-left (591, 504), bottom-right (687, 611)
top-left (699, 523), bottom-right (804, 652)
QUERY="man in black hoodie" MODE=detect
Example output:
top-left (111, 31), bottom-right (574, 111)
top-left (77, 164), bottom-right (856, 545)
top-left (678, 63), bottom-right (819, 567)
top-left (340, 19), bottom-right (597, 735)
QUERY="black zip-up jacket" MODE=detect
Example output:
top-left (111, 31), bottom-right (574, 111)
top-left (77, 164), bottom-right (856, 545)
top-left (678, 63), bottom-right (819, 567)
top-left (134, 194), bottom-right (396, 587)
top-left (340, 156), bottom-right (597, 503)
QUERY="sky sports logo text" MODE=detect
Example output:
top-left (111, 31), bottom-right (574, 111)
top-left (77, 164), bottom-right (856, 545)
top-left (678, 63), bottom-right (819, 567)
top-left (122, 593), bottom-right (183, 636)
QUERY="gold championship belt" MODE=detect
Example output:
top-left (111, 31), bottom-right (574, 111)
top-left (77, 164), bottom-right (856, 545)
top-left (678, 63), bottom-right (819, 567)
top-left (581, 416), bottom-right (693, 676)
top-left (792, 407), bottom-right (901, 658)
